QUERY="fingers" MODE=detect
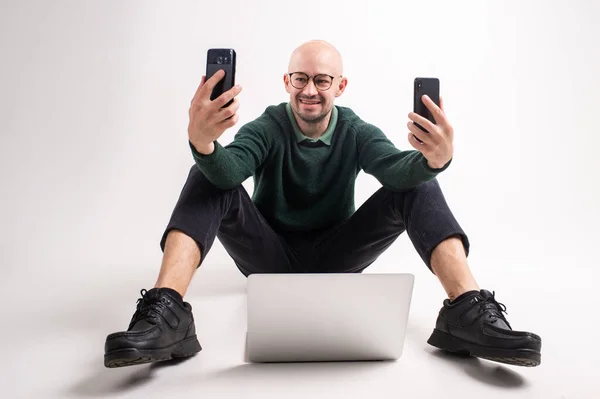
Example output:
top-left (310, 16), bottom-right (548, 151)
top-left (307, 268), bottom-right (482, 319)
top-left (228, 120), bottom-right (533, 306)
top-left (407, 121), bottom-right (430, 145)
top-left (408, 112), bottom-right (436, 134)
top-left (191, 75), bottom-right (206, 105)
top-left (203, 69), bottom-right (226, 93)
top-left (215, 97), bottom-right (241, 122)
top-left (191, 70), bottom-right (226, 105)
top-left (191, 71), bottom-right (227, 105)
top-left (436, 95), bottom-right (454, 139)
top-left (214, 84), bottom-right (243, 108)
top-left (408, 132), bottom-right (427, 151)
top-left (422, 95), bottom-right (448, 126)
top-left (217, 109), bottom-right (240, 129)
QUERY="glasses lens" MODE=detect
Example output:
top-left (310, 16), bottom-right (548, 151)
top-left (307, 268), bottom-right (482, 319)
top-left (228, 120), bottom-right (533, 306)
top-left (314, 74), bottom-right (333, 90)
top-left (291, 73), bottom-right (308, 89)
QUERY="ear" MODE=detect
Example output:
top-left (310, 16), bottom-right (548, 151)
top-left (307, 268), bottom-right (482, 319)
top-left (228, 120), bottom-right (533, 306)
top-left (335, 77), bottom-right (348, 98)
top-left (283, 73), bottom-right (291, 94)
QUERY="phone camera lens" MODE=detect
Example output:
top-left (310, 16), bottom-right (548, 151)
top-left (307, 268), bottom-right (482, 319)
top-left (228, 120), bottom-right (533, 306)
top-left (216, 56), bottom-right (224, 64)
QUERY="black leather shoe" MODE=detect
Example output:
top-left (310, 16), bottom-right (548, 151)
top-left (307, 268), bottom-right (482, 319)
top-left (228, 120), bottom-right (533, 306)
top-left (104, 288), bottom-right (202, 368)
top-left (427, 289), bottom-right (542, 367)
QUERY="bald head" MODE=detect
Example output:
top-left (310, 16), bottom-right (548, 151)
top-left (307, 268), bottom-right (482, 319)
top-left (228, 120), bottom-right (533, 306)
top-left (284, 40), bottom-right (348, 129)
top-left (288, 40), bottom-right (343, 76)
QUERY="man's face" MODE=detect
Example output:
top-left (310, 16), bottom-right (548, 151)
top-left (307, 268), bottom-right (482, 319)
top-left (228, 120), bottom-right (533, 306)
top-left (284, 44), bottom-right (347, 124)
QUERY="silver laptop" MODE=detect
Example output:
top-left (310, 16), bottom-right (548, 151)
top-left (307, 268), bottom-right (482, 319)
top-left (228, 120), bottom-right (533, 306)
top-left (246, 273), bottom-right (415, 363)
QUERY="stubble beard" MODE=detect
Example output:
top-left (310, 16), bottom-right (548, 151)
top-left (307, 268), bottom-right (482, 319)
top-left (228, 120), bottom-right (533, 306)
top-left (294, 97), bottom-right (331, 124)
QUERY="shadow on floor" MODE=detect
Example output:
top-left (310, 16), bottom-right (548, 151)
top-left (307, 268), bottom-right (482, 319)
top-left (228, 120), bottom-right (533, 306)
top-left (212, 359), bottom-right (395, 380)
top-left (429, 349), bottom-right (529, 388)
top-left (67, 356), bottom-right (395, 397)
top-left (404, 317), bottom-right (529, 389)
top-left (67, 350), bottom-right (528, 397)
top-left (66, 356), bottom-right (195, 397)
top-left (167, 359), bottom-right (399, 392)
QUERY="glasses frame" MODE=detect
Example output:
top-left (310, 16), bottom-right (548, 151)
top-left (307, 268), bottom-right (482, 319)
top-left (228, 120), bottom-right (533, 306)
top-left (287, 72), bottom-right (342, 91)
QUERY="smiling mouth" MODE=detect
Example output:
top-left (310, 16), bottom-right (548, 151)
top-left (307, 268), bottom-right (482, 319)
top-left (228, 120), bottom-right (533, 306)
top-left (299, 99), bottom-right (320, 105)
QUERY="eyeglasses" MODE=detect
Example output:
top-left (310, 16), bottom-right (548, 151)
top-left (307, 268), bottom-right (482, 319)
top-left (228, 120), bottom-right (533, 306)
top-left (288, 72), bottom-right (341, 91)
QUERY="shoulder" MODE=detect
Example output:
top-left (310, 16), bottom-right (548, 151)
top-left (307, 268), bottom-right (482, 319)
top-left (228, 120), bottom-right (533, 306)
top-left (241, 103), bottom-right (286, 129)
top-left (262, 102), bottom-right (290, 129)
top-left (235, 103), bottom-right (288, 141)
top-left (335, 105), bottom-right (384, 140)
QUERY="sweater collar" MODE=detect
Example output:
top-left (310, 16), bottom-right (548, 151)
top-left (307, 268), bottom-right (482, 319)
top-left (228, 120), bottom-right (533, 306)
top-left (285, 102), bottom-right (338, 145)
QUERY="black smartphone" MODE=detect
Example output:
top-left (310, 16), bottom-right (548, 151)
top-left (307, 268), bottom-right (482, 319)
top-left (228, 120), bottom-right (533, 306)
top-left (413, 77), bottom-right (440, 135)
top-left (206, 48), bottom-right (236, 107)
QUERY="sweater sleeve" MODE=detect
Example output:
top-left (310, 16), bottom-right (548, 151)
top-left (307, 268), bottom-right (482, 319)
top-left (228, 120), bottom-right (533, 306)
top-left (357, 124), bottom-right (451, 191)
top-left (190, 122), bottom-right (272, 189)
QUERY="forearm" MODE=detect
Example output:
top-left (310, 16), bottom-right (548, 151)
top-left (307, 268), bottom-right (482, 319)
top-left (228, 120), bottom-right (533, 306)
top-left (372, 151), bottom-right (449, 191)
top-left (190, 140), bottom-right (215, 155)
top-left (358, 125), bottom-right (451, 191)
top-left (190, 141), bottom-right (250, 189)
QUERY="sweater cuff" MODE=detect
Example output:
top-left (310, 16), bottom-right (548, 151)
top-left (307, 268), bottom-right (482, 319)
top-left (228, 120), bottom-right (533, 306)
top-left (189, 140), bottom-right (221, 164)
top-left (422, 156), bottom-right (452, 174)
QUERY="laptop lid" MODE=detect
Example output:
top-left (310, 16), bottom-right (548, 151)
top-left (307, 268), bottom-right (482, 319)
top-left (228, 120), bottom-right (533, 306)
top-left (246, 273), bottom-right (415, 363)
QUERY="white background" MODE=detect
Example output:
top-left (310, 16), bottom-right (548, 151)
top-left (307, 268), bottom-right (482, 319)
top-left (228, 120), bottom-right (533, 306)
top-left (1, 0), bottom-right (599, 398)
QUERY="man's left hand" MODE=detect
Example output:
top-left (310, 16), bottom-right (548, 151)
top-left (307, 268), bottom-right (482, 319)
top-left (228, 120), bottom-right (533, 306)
top-left (407, 95), bottom-right (454, 169)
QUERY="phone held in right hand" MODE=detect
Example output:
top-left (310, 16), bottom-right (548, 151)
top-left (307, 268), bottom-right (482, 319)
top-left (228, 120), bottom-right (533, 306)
top-left (413, 77), bottom-right (440, 139)
top-left (206, 48), bottom-right (236, 107)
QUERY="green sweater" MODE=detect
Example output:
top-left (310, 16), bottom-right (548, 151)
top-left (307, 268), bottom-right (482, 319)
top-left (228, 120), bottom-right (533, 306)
top-left (191, 102), bottom-right (450, 233)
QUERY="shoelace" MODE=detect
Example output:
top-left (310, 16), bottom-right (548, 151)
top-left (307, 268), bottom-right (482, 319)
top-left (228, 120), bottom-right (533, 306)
top-left (478, 291), bottom-right (511, 329)
top-left (128, 289), bottom-right (167, 328)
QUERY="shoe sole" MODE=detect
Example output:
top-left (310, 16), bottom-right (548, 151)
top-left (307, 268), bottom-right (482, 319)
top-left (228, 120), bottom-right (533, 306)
top-left (104, 335), bottom-right (202, 368)
top-left (427, 329), bottom-right (541, 367)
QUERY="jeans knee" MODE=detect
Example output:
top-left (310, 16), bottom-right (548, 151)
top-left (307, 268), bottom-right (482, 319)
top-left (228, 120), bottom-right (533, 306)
top-left (413, 177), bottom-right (440, 193)
top-left (382, 178), bottom-right (444, 219)
top-left (383, 178), bottom-right (441, 200)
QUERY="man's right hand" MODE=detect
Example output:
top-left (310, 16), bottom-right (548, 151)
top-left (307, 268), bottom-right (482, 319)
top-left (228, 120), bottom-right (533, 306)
top-left (187, 69), bottom-right (242, 154)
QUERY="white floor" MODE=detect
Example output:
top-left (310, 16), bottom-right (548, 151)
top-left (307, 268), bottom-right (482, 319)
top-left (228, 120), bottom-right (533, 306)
top-left (3, 243), bottom-right (599, 399)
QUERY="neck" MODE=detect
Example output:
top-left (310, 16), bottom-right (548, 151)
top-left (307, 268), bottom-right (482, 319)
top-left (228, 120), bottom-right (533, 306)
top-left (294, 110), bottom-right (332, 139)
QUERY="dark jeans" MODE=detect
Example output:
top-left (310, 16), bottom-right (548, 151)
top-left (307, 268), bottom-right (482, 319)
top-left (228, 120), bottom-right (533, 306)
top-left (160, 165), bottom-right (470, 276)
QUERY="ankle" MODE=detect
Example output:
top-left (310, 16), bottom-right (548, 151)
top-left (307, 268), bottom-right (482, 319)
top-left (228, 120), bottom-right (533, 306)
top-left (447, 284), bottom-right (480, 301)
top-left (154, 285), bottom-right (185, 302)
top-left (449, 289), bottom-right (480, 303)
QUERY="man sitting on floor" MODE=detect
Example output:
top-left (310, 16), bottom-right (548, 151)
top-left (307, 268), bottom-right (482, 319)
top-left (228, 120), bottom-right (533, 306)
top-left (104, 40), bottom-right (542, 369)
